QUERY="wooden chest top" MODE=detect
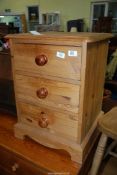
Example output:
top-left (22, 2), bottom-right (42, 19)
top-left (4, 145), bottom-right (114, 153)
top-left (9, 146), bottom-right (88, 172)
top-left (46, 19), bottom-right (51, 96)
top-left (7, 32), bottom-right (113, 45)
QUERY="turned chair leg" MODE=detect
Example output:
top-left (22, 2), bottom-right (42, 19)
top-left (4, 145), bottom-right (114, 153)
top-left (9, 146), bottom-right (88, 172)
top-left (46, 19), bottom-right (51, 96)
top-left (104, 140), bottom-right (117, 159)
top-left (90, 133), bottom-right (108, 175)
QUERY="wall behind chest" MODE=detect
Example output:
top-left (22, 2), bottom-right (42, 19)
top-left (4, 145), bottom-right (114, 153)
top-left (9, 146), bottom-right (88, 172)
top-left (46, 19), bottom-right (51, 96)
top-left (0, 0), bottom-right (91, 31)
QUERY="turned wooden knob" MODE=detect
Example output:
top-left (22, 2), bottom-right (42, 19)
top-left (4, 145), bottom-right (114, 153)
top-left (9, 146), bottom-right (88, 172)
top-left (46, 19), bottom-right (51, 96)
top-left (36, 87), bottom-right (48, 99)
top-left (35, 54), bottom-right (48, 66)
top-left (38, 112), bottom-right (49, 128)
top-left (11, 163), bottom-right (19, 172)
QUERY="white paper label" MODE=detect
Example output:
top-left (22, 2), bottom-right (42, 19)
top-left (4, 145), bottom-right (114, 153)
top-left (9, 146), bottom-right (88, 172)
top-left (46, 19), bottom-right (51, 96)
top-left (56, 51), bottom-right (65, 59)
top-left (68, 50), bottom-right (78, 57)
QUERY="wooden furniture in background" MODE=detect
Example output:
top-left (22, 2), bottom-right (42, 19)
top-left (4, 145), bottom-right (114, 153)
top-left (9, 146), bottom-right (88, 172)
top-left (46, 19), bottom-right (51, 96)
top-left (90, 107), bottom-right (117, 175)
top-left (90, 1), bottom-right (117, 33)
top-left (0, 22), bottom-right (16, 114)
top-left (37, 24), bottom-right (60, 32)
top-left (7, 32), bottom-right (112, 164)
top-left (0, 24), bottom-right (9, 35)
top-left (93, 17), bottom-right (113, 33)
top-left (0, 13), bottom-right (27, 33)
top-left (0, 49), bottom-right (12, 80)
top-left (18, 14), bottom-right (27, 33)
top-left (0, 47), bottom-right (16, 114)
top-left (0, 23), bottom-right (19, 34)
top-left (0, 13), bottom-right (27, 114)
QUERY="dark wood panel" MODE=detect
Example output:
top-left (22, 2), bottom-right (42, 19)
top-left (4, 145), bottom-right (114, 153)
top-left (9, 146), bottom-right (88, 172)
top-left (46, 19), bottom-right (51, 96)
top-left (0, 146), bottom-right (51, 175)
top-left (0, 50), bottom-right (12, 80)
top-left (0, 165), bottom-right (13, 175)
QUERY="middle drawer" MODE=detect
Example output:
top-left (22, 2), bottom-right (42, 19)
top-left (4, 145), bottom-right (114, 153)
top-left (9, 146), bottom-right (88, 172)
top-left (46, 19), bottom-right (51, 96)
top-left (15, 74), bottom-right (80, 114)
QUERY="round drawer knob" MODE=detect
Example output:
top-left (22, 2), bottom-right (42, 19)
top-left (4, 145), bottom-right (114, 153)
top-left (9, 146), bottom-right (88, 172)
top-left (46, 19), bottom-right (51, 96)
top-left (12, 163), bottom-right (19, 172)
top-left (36, 87), bottom-right (48, 99)
top-left (38, 112), bottom-right (49, 128)
top-left (35, 54), bottom-right (48, 66)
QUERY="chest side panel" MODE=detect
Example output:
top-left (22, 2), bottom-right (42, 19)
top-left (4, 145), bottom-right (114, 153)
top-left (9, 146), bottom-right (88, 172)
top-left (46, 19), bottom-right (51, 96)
top-left (80, 41), bottom-right (108, 141)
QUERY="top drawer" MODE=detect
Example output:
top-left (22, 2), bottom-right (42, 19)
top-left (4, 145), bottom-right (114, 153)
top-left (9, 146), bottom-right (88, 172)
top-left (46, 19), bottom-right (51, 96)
top-left (13, 44), bottom-right (82, 82)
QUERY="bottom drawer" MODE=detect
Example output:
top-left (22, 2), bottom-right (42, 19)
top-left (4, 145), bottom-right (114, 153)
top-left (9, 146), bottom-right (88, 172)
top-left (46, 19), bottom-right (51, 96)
top-left (17, 101), bottom-right (79, 141)
top-left (0, 146), bottom-right (48, 175)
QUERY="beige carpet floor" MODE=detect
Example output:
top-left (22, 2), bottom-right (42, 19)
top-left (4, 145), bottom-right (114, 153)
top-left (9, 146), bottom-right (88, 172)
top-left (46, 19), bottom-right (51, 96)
top-left (100, 157), bottom-right (117, 175)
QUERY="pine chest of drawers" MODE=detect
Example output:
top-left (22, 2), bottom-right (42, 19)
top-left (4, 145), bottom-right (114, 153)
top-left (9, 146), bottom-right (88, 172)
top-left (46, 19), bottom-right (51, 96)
top-left (8, 32), bottom-right (112, 164)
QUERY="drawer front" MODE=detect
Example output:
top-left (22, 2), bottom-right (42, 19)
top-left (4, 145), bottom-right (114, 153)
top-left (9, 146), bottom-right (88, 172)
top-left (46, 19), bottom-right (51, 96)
top-left (15, 74), bottom-right (80, 114)
top-left (13, 44), bottom-right (82, 82)
top-left (17, 101), bottom-right (78, 141)
top-left (0, 146), bottom-right (48, 175)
